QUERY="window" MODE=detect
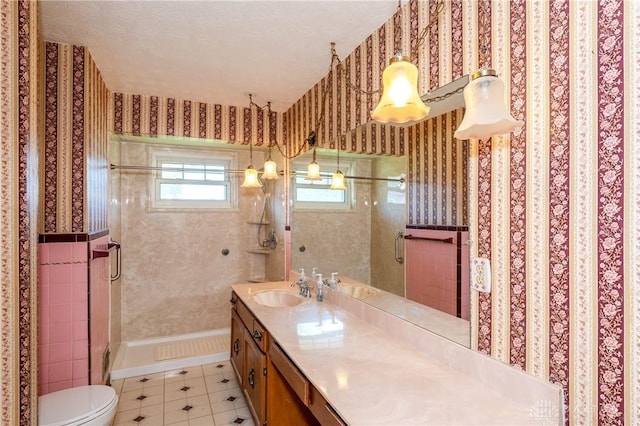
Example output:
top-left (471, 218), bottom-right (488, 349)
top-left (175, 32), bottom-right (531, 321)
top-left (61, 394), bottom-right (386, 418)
top-left (148, 147), bottom-right (236, 211)
top-left (291, 157), bottom-right (353, 210)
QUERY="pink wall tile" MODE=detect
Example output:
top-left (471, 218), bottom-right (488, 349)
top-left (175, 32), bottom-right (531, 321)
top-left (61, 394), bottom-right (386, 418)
top-left (72, 263), bottom-right (88, 283)
top-left (49, 361), bottom-right (72, 383)
top-left (48, 243), bottom-right (74, 264)
top-left (73, 282), bottom-right (88, 302)
top-left (72, 358), bottom-right (88, 379)
top-left (39, 364), bottom-right (49, 387)
top-left (72, 242), bottom-right (88, 262)
top-left (48, 380), bottom-right (73, 393)
top-left (38, 238), bottom-right (109, 392)
top-left (49, 342), bottom-right (73, 363)
top-left (39, 264), bottom-right (50, 285)
top-left (39, 343), bottom-right (49, 366)
top-left (49, 303), bottom-right (73, 323)
top-left (49, 264), bottom-right (73, 286)
top-left (39, 383), bottom-right (49, 396)
top-left (73, 301), bottom-right (88, 321)
top-left (73, 340), bottom-right (88, 360)
top-left (405, 229), bottom-right (464, 318)
top-left (49, 284), bottom-right (72, 305)
top-left (49, 322), bottom-right (72, 344)
top-left (73, 321), bottom-right (88, 340)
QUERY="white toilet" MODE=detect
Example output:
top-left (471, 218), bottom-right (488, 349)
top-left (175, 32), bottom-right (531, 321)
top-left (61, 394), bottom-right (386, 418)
top-left (39, 385), bottom-right (118, 426)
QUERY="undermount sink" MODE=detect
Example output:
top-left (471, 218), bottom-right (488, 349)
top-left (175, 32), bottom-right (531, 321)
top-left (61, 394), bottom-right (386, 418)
top-left (336, 283), bottom-right (379, 299)
top-left (253, 290), bottom-right (303, 307)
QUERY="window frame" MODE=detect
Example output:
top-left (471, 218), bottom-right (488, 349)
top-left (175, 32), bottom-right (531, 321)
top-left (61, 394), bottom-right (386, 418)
top-left (147, 147), bottom-right (238, 212)
top-left (291, 156), bottom-right (354, 211)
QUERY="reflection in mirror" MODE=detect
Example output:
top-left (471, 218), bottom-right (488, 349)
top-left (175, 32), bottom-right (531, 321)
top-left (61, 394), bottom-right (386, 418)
top-left (290, 76), bottom-right (471, 346)
top-left (290, 151), bottom-right (406, 297)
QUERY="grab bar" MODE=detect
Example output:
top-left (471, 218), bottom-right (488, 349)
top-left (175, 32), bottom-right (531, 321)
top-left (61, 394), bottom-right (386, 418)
top-left (110, 241), bottom-right (121, 282)
top-left (404, 234), bottom-right (454, 244)
top-left (395, 232), bottom-right (404, 264)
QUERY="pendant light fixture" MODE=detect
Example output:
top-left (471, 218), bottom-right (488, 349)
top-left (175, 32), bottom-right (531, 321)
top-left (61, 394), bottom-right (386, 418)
top-left (370, 53), bottom-right (429, 124)
top-left (260, 100), bottom-right (279, 180)
top-left (261, 147), bottom-right (279, 180)
top-left (306, 149), bottom-right (321, 180)
top-left (305, 131), bottom-right (321, 180)
top-left (329, 141), bottom-right (345, 190)
top-left (241, 139), bottom-right (262, 188)
top-left (453, 68), bottom-right (523, 140)
top-left (370, 0), bottom-right (444, 125)
top-left (454, 7), bottom-right (523, 140)
top-left (241, 95), bottom-right (262, 188)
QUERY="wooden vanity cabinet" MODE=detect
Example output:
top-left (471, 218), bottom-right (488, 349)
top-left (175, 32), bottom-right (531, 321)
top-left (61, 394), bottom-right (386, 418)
top-left (230, 309), bottom-right (244, 386)
top-left (244, 333), bottom-right (267, 424)
top-left (267, 340), bottom-right (345, 426)
top-left (230, 292), bottom-right (268, 426)
top-left (230, 291), bottom-right (345, 426)
top-left (267, 341), bottom-right (319, 426)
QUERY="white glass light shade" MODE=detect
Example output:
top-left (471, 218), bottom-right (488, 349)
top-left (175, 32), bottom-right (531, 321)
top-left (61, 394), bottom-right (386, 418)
top-left (370, 54), bottom-right (429, 124)
top-left (329, 170), bottom-right (346, 190)
top-left (261, 159), bottom-right (279, 180)
top-left (306, 161), bottom-right (321, 180)
top-left (454, 68), bottom-right (524, 140)
top-left (241, 166), bottom-right (262, 188)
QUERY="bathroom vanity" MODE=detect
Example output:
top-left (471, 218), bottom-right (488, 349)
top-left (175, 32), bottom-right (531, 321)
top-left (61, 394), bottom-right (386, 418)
top-left (229, 281), bottom-right (563, 425)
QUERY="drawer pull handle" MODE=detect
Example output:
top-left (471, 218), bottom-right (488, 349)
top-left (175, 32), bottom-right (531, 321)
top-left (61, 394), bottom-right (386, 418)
top-left (229, 297), bottom-right (237, 305)
top-left (252, 330), bottom-right (262, 341)
top-left (248, 368), bottom-right (255, 388)
top-left (232, 338), bottom-right (239, 354)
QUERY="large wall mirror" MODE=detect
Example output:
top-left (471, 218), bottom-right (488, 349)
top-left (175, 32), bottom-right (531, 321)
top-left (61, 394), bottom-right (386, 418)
top-left (288, 76), bottom-right (471, 346)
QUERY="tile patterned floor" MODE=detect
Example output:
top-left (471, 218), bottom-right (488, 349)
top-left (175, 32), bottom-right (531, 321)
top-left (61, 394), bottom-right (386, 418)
top-left (111, 361), bottom-right (254, 426)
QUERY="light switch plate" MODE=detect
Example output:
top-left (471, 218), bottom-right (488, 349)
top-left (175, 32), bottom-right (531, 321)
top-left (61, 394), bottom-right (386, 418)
top-left (471, 257), bottom-right (491, 293)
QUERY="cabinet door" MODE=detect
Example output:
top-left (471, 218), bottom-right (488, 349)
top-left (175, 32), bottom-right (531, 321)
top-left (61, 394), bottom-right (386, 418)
top-left (267, 343), bottom-right (320, 426)
top-left (244, 335), bottom-right (266, 425)
top-left (230, 309), bottom-right (244, 386)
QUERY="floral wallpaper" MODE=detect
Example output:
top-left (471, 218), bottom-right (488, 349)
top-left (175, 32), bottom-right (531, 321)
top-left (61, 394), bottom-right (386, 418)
top-left (42, 42), bottom-right (109, 233)
top-left (286, 0), bottom-right (640, 424)
top-left (0, 1), bottom-right (39, 424)
top-left (5, 1), bottom-right (636, 425)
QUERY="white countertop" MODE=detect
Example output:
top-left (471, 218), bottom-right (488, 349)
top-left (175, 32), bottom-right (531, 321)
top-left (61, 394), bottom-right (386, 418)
top-left (231, 281), bottom-right (560, 425)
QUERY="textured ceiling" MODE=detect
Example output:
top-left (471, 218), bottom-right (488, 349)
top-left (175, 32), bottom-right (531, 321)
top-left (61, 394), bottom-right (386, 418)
top-left (40, 1), bottom-right (399, 112)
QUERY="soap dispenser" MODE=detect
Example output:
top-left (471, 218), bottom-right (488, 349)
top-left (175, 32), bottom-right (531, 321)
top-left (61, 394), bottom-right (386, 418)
top-left (329, 272), bottom-right (340, 289)
top-left (316, 273), bottom-right (324, 302)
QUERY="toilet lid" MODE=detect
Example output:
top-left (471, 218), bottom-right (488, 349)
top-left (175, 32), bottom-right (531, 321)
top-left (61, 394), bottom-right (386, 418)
top-left (39, 385), bottom-right (117, 426)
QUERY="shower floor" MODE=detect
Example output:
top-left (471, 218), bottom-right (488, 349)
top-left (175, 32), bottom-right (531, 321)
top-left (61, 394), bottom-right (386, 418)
top-left (111, 328), bottom-right (230, 380)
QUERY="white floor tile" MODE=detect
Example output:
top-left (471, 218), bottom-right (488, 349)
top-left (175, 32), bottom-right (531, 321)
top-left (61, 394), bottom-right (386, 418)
top-left (122, 371), bottom-right (165, 392)
top-left (113, 361), bottom-right (251, 425)
top-left (114, 403), bottom-right (164, 425)
top-left (165, 366), bottom-right (204, 383)
top-left (202, 361), bottom-right (233, 377)
top-left (165, 376), bottom-right (208, 402)
top-left (164, 394), bottom-right (212, 425)
top-left (118, 385), bottom-right (165, 412)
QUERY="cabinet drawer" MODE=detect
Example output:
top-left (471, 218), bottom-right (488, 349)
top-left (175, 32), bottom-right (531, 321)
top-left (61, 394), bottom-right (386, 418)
top-left (268, 341), bottom-right (310, 405)
top-left (309, 385), bottom-right (346, 426)
top-left (250, 319), bottom-right (268, 352)
top-left (234, 294), bottom-right (268, 352)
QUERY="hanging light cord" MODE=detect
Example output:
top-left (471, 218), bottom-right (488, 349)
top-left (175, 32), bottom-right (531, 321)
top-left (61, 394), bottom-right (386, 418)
top-left (331, 0), bottom-right (445, 98)
top-left (247, 0), bottom-right (448, 160)
top-left (411, 0), bottom-right (445, 61)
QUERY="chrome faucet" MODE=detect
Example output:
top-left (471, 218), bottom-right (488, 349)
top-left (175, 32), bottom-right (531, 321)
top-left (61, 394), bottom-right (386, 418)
top-left (291, 276), bottom-right (313, 298)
